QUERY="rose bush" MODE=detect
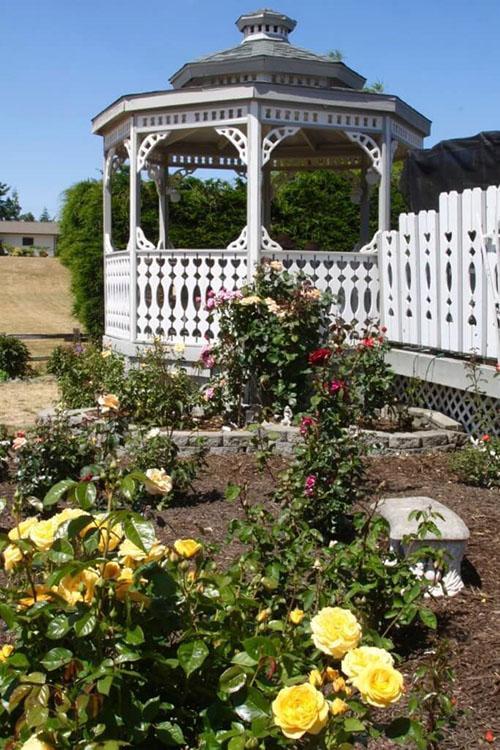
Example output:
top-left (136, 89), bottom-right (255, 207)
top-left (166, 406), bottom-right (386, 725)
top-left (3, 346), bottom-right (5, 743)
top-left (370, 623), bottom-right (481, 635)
top-left (201, 258), bottom-right (332, 422)
top-left (0, 470), bottom-right (431, 748)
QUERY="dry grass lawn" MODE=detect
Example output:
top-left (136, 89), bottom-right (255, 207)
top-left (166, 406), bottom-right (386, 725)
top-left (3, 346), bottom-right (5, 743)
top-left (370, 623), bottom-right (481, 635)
top-left (0, 257), bottom-right (77, 334)
top-left (0, 376), bottom-right (60, 430)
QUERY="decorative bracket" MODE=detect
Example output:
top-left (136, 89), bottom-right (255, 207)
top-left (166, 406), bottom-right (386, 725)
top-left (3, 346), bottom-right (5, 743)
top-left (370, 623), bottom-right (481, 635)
top-left (227, 226), bottom-right (248, 252)
top-left (261, 226), bottom-right (282, 252)
top-left (136, 226), bottom-right (155, 251)
top-left (123, 138), bottom-right (132, 159)
top-left (215, 127), bottom-right (248, 165)
top-left (344, 131), bottom-right (382, 175)
top-left (358, 231), bottom-right (380, 255)
top-left (262, 127), bottom-right (299, 165)
top-left (137, 132), bottom-right (171, 172)
top-left (147, 163), bottom-right (165, 196)
top-left (104, 147), bottom-right (127, 189)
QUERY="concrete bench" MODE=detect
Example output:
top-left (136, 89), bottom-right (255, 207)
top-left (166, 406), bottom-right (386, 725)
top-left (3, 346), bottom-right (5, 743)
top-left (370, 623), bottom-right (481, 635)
top-left (376, 496), bottom-right (470, 597)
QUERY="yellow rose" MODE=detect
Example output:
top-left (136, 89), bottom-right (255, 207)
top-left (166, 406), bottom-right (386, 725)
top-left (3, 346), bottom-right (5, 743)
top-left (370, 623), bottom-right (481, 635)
top-left (83, 514), bottom-right (123, 552)
top-left (272, 683), bottom-right (329, 739)
top-left (3, 543), bottom-right (23, 572)
top-left (341, 646), bottom-right (394, 680)
top-left (256, 608), bottom-right (271, 623)
top-left (20, 738), bottom-right (55, 750)
top-left (289, 608), bottom-right (305, 625)
top-left (115, 567), bottom-right (149, 603)
top-left (0, 644), bottom-right (14, 662)
top-left (97, 393), bottom-right (120, 413)
top-left (308, 669), bottom-right (323, 688)
top-left (102, 561), bottom-right (121, 580)
top-left (354, 664), bottom-right (404, 708)
top-left (144, 468), bottom-right (173, 496)
top-left (269, 260), bottom-right (284, 272)
top-left (53, 508), bottom-right (88, 527)
top-left (101, 349), bottom-right (112, 358)
top-left (29, 519), bottom-right (57, 551)
top-left (173, 342), bottom-right (185, 354)
top-left (8, 517), bottom-right (38, 541)
top-left (57, 569), bottom-right (99, 606)
top-left (239, 295), bottom-right (261, 306)
top-left (173, 539), bottom-right (202, 559)
top-left (310, 607), bottom-right (362, 658)
top-left (330, 697), bottom-right (349, 716)
top-left (18, 586), bottom-right (53, 609)
top-left (118, 538), bottom-right (167, 567)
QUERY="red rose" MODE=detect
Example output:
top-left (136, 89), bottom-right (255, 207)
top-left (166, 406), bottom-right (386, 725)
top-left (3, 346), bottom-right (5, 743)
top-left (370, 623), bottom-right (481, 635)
top-left (485, 730), bottom-right (495, 743)
top-left (308, 348), bottom-right (332, 366)
top-left (481, 434), bottom-right (490, 442)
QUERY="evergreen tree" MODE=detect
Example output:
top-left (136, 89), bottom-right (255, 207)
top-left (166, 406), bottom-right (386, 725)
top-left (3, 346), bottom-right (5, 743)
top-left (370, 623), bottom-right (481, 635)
top-left (0, 183), bottom-right (21, 220)
top-left (39, 207), bottom-right (52, 222)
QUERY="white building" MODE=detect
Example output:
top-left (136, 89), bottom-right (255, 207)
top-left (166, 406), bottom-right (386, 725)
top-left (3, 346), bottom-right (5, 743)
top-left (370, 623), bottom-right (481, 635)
top-left (0, 221), bottom-right (59, 255)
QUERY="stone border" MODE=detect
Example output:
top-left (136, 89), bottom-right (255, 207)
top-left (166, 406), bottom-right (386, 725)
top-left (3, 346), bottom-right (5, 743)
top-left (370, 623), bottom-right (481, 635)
top-left (38, 407), bottom-right (467, 456)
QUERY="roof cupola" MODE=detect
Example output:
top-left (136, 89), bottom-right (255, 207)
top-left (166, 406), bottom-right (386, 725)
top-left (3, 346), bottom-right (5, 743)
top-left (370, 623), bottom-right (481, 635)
top-left (236, 9), bottom-right (296, 43)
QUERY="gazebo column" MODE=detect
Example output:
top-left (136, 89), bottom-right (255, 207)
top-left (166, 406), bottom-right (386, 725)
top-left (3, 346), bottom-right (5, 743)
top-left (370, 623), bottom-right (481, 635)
top-left (378, 118), bottom-right (393, 232)
top-left (246, 102), bottom-right (263, 278)
top-left (128, 129), bottom-right (140, 342)
top-left (262, 166), bottom-right (272, 230)
top-left (158, 168), bottom-right (168, 249)
top-left (359, 167), bottom-right (371, 246)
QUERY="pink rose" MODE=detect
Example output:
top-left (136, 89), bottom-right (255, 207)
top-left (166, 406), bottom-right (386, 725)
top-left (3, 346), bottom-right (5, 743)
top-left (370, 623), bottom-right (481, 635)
top-left (300, 416), bottom-right (317, 436)
top-left (304, 474), bottom-right (316, 497)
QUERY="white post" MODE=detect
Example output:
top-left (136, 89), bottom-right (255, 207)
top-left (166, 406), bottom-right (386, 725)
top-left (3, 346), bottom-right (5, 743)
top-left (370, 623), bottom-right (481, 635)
top-left (129, 127), bottom-right (140, 342)
top-left (378, 117), bottom-right (392, 231)
top-left (158, 167), bottom-right (168, 249)
top-left (262, 166), bottom-right (272, 229)
top-left (103, 151), bottom-right (113, 254)
top-left (246, 102), bottom-right (262, 279)
top-left (359, 167), bottom-right (371, 246)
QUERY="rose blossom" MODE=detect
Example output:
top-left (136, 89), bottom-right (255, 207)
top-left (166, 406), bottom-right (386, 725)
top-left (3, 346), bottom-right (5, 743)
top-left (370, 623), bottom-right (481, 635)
top-left (304, 474), bottom-right (317, 497)
top-left (300, 416), bottom-right (317, 436)
top-left (12, 436), bottom-right (27, 451)
top-left (203, 387), bottom-right (215, 401)
top-left (359, 337), bottom-right (375, 348)
top-left (200, 345), bottom-right (216, 370)
top-left (308, 348), bottom-right (332, 366)
top-left (328, 379), bottom-right (347, 396)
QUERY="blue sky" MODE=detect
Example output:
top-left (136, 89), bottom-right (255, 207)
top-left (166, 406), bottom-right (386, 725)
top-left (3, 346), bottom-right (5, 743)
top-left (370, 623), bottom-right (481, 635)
top-left (1, 0), bottom-right (499, 218)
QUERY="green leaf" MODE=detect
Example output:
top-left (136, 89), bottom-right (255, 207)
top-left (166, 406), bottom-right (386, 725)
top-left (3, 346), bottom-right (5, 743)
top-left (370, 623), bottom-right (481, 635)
top-left (48, 538), bottom-right (74, 564)
top-left (40, 647), bottom-right (73, 671)
top-left (123, 514), bottom-right (156, 553)
top-left (156, 720), bottom-right (185, 745)
top-left (225, 483), bottom-right (241, 503)
top-left (418, 607), bottom-right (437, 629)
top-left (228, 737), bottom-right (246, 750)
top-left (386, 717), bottom-right (412, 739)
top-left (234, 688), bottom-right (269, 722)
top-left (242, 636), bottom-right (277, 661)
top-left (177, 640), bottom-right (209, 677)
top-left (120, 476), bottom-right (137, 502)
top-left (125, 625), bottom-right (145, 645)
top-left (97, 675), bottom-right (113, 696)
top-left (143, 696), bottom-right (161, 721)
top-left (74, 611), bottom-right (97, 637)
top-left (219, 666), bottom-right (247, 694)
top-left (43, 479), bottom-right (77, 507)
top-left (75, 481), bottom-right (97, 510)
top-left (0, 603), bottom-right (15, 628)
top-left (46, 615), bottom-right (70, 640)
top-left (343, 717), bottom-right (366, 732)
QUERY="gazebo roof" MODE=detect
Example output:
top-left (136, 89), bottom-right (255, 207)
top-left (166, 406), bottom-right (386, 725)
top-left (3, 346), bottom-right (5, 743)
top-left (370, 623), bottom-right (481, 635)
top-left (170, 9), bottom-right (366, 90)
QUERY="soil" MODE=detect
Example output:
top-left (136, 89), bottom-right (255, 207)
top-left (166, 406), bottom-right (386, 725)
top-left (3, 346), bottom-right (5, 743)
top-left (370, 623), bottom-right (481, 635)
top-left (0, 452), bottom-right (498, 749)
top-left (0, 375), bottom-right (60, 430)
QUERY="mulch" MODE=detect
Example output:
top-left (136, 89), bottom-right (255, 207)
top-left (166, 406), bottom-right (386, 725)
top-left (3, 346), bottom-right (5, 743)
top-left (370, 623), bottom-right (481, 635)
top-left (1, 451), bottom-right (499, 749)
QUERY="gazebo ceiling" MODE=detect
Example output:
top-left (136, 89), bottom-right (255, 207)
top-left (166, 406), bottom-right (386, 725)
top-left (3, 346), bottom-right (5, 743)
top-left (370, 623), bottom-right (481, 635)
top-left (170, 9), bottom-right (366, 91)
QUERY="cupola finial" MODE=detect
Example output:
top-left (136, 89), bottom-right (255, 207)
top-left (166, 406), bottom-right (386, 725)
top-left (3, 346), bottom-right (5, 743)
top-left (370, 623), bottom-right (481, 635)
top-left (236, 9), bottom-right (296, 43)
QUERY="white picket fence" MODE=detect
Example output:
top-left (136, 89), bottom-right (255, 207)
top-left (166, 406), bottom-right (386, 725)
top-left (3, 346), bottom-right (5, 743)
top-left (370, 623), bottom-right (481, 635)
top-left (381, 185), bottom-right (500, 360)
top-left (104, 184), bottom-right (500, 362)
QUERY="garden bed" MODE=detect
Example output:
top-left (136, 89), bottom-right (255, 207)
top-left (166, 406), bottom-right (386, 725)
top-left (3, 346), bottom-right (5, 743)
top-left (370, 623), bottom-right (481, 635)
top-left (0, 452), bottom-right (498, 749)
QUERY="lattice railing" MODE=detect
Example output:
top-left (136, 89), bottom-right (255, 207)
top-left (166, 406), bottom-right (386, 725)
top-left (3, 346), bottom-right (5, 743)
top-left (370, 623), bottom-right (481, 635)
top-left (135, 250), bottom-right (248, 344)
top-left (274, 250), bottom-right (380, 328)
top-left (105, 252), bottom-right (131, 338)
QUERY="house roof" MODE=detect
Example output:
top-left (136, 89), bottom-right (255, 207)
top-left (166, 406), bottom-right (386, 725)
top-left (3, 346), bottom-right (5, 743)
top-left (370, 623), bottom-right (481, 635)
top-left (0, 221), bottom-right (59, 235)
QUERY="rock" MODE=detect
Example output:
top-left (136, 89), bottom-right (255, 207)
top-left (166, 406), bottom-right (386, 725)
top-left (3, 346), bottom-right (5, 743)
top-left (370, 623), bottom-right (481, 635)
top-left (375, 496), bottom-right (469, 597)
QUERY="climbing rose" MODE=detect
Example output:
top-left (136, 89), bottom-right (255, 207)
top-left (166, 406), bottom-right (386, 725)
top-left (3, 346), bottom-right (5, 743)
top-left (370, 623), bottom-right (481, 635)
top-left (304, 475), bottom-right (316, 496)
top-left (308, 348), bottom-right (332, 366)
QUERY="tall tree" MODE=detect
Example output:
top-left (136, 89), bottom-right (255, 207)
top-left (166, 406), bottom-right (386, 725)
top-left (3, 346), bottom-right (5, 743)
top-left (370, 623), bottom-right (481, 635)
top-left (0, 183), bottom-right (21, 220)
top-left (39, 207), bottom-right (52, 222)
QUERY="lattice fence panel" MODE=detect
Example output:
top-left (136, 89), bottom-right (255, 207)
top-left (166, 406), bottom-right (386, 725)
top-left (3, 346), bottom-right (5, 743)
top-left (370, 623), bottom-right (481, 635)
top-left (394, 375), bottom-right (500, 436)
top-left (105, 253), bottom-right (131, 338)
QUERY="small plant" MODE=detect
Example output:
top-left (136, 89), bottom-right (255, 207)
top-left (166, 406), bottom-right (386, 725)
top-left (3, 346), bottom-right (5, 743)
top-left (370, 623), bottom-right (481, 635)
top-left (449, 434), bottom-right (500, 488)
top-left (0, 333), bottom-right (31, 379)
top-left (0, 424), bottom-right (10, 482)
top-left (0, 369), bottom-right (9, 383)
top-left (120, 338), bottom-right (199, 428)
top-left (124, 429), bottom-right (207, 509)
top-left (47, 342), bottom-right (125, 409)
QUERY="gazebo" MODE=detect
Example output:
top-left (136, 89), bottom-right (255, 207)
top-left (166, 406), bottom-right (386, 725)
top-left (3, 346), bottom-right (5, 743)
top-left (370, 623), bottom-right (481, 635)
top-left (93, 8), bottom-right (431, 361)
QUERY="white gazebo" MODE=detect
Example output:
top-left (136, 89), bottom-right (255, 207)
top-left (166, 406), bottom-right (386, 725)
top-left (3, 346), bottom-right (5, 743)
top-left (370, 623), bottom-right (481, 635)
top-left (93, 8), bottom-right (430, 361)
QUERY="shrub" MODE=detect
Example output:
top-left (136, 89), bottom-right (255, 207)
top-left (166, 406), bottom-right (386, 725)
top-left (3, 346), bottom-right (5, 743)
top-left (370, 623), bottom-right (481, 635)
top-left (124, 429), bottom-right (207, 509)
top-left (0, 333), bottom-right (31, 379)
top-left (119, 338), bottom-right (199, 428)
top-left (0, 369), bottom-right (8, 382)
top-left (202, 259), bottom-right (332, 422)
top-left (0, 471), bottom-right (431, 749)
top-left (449, 434), bottom-right (500, 488)
top-left (47, 343), bottom-right (125, 409)
top-left (13, 416), bottom-right (96, 503)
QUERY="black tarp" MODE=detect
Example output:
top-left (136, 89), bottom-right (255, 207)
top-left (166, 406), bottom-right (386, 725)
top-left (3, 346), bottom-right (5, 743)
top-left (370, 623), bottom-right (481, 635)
top-left (400, 131), bottom-right (500, 212)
